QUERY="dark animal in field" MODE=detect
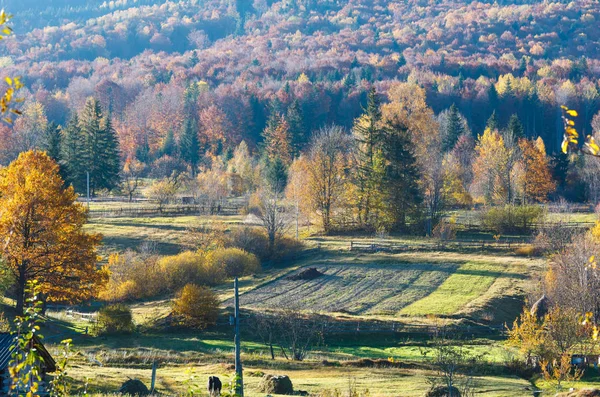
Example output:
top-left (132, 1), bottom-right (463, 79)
top-left (208, 376), bottom-right (222, 397)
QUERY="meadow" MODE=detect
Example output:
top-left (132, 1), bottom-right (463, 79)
top-left (31, 202), bottom-right (598, 396)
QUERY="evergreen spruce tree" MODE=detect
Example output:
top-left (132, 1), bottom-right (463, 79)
top-left (60, 114), bottom-right (84, 191)
top-left (161, 129), bottom-right (177, 157)
top-left (353, 87), bottom-right (383, 228)
top-left (79, 98), bottom-right (120, 195)
top-left (100, 112), bottom-right (121, 192)
top-left (43, 122), bottom-right (62, 163)
top-left (486, 110), bottom-right (499, 131)
top-left (442, 104), bottom-right (464, 152)
top-left (506, 114), bottom-right (524, 140)
top-left (265, 156), bottom-right (288, 194)
top-left (287, 99), bottom-right (306, 156)
top-left (180, 118), bottom-right (201, 175)
top-left (380, 122), bottom-right (422, 231)
top-left (136, 136), bottom-right (151, 164)
top-left (488, 84), bottom-right (499, 110)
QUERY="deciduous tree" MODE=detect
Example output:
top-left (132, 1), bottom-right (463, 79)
top-left (0, 151), bottom-right (105, 314)
top-left (518, 138), bottom-right (555, 203)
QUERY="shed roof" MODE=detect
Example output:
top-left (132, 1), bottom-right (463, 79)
top-left (0, 333), bottom-right (56, 372)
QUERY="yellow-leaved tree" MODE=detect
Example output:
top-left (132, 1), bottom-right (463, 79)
top-left (517, 137), bottom-right (556, 203)
top-left (0, 151), bottom-right (107, 313)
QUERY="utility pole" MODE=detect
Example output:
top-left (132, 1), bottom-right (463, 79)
top-left (234, 278), bottom-right (244, 397)
top-left (86, 171), bottom-right (90, 208)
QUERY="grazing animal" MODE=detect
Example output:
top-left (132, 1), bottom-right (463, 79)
top-left (208, 376), bottom-right (222, 397)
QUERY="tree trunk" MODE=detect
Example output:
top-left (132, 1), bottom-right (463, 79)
top-left (16, 267), bottom-right (26, 315)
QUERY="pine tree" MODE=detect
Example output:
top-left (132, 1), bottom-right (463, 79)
top-left (353, 87), bottom-right (383, 228)
top-left (180, 118), bottom-right (201, 176)
top-left (60, 114), bottom-right (84, 191)
top-left (442, 104), bottom-right (464, 152)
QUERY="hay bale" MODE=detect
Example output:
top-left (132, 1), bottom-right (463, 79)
top-left (258, 375), bottom-right (294, 395)
top-left (425, 385), bottom-right (461, 397)
top-left (288, 268), bottom-right (324, 281)
top-left (118, 379), bottom-right (150, 396)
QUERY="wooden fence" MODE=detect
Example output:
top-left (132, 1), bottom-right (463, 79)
top-left (88, 204), bottom-right (245, 218)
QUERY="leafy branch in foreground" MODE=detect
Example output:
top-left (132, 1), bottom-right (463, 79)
top-left (0, 9), bottom-right (23, 123)
top-left (9, 280), bottom-right (45, 397)
top-left (561, 105), bottom-right (600, 157)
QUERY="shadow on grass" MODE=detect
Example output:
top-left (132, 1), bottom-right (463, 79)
top-left (100, 236), bottom-right (183, 255)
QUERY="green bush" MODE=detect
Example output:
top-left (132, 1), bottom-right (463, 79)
top-left (206, 247), bottom-right (260, 278)
top-left (172, 284), bottom-right (219, 329)
top-left (481, 205), bottom-right (545, 234)
top-left (97, 304), bottom-right (134, 335)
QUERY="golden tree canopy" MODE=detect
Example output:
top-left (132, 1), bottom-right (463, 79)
top-left (0, 150), bottom-right (106, 312)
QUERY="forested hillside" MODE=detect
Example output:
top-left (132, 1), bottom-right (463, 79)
top-left (1, 0), bottom-right (599, 174)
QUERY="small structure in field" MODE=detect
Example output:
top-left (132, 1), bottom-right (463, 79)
top-left (0, 332), bottom-right (56, 395)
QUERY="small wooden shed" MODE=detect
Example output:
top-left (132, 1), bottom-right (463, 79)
top-left (0, 332), bottom-right (56, 395)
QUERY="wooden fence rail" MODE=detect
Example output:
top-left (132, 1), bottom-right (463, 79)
top-left (88, 205), bottom-right (245, 219)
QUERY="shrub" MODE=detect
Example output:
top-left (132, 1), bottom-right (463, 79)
top-left (226, 226), bottom-right (304, 263)
top-left (172, 284), bottom-right (219, 329)
top-left (97, 304), bottom-right (134, 335)
top-left (270, 236), bottom-right (304, 262)
top-left (481, 205), bottom-right (545, 234)
top-left (159, 251), bottom-right (226, 290)
top-left (99, 251), bottom-right (164, 302)
top-left (206, 247), bottom-right (260, 278)
top-left (227, 227), bottom-right (270, 261)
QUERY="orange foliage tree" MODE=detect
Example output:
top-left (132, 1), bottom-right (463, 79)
top-left (0, 151), bottom-right (106, 313)
top-left (518, 137), bottom-right (556, 203)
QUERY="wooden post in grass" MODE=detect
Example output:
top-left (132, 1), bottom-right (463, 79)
top-left (234, 278), bottom-right (244, 397)
top-left (150, 360), bottom-right (157, 393)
